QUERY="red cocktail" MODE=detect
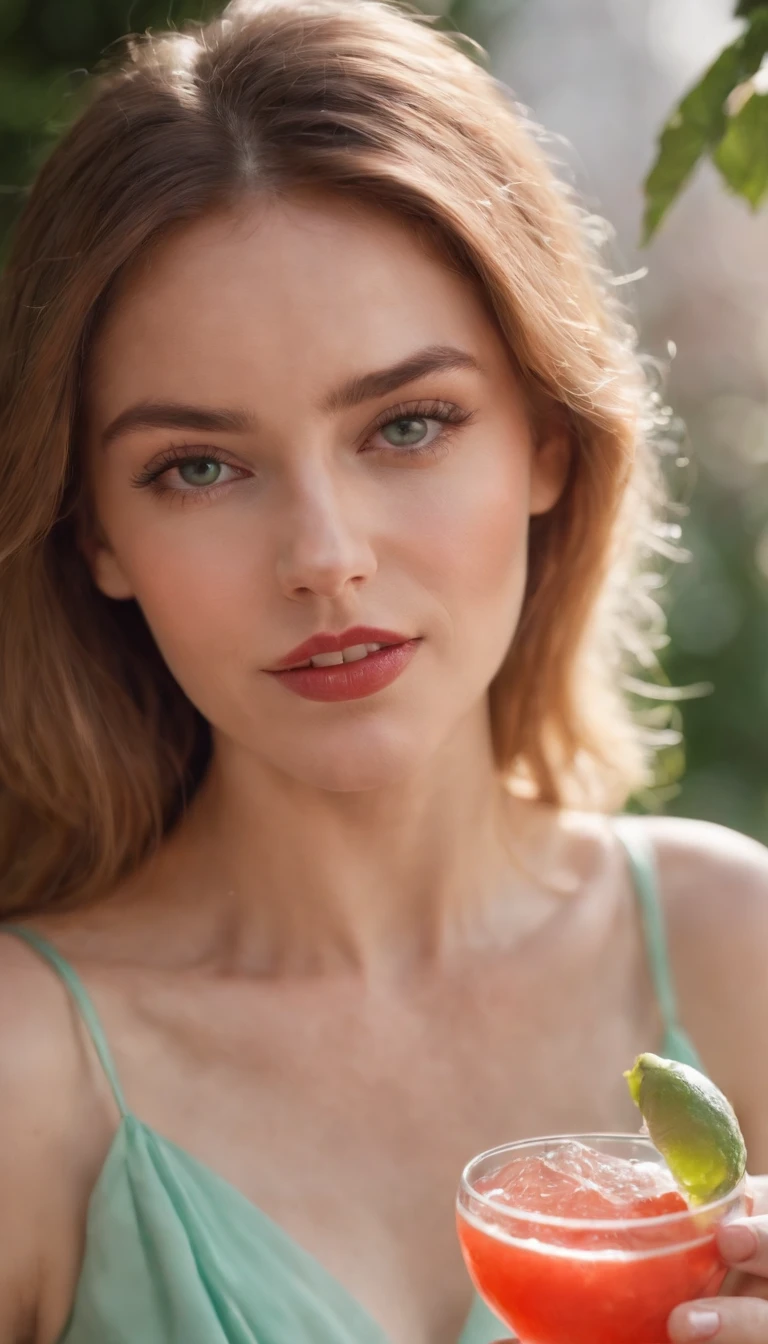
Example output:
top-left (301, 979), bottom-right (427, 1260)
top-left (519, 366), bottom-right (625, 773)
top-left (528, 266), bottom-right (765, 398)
top-left (456, 1134), bottom-right (746, 1344)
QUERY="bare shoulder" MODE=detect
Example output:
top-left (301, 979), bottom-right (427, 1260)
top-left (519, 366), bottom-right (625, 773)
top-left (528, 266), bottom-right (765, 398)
top-left (630, 813), bottom-right (768, 948)
top-left (0, 932), bottom-right (111, 1341)
top-left (0, 932), bottom-right (77, 1172)
top-left (623, 815), bottom-right (768, 1158)
top-left (0, 927), bottom-right (78, 1066)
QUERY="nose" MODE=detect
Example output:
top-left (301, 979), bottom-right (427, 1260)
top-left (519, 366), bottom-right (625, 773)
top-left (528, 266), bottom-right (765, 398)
top-left (274, 470), bottom-right (378, 601)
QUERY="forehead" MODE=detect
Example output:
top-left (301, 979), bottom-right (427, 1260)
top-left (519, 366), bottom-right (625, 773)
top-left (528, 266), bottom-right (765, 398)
top-left (87, 193), bottom-right (506, 417)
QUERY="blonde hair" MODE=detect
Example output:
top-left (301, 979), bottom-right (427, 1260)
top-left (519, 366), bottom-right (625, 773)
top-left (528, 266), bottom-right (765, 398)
top-left (0, 0), bottom-right (668, 913)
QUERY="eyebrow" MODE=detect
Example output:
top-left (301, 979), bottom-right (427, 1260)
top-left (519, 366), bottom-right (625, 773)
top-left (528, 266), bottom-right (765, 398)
top-left (100, 343), bottom-right (483, 449)
top-left (321, 344), bottom-right (484, 413)
top-left (100, 402), bottom-right (253, 450)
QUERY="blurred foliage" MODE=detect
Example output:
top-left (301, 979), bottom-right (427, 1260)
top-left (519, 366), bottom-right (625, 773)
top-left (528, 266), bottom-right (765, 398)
top-left (0, 0), bottom-right (223, 247)
top-left (656, 400), bottom-right (768, 842)
top-left (0, 0), bottom-right (501, 248)
top-left (644, 3), bottom-right (768, 240)
top-left (429, 0), bottom-right (513, 49)
top-left (0, 0), bottom-right (766, 840)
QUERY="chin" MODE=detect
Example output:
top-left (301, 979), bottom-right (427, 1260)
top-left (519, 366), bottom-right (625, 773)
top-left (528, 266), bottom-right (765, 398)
top-left (267, 720), bottom-right (441, 793)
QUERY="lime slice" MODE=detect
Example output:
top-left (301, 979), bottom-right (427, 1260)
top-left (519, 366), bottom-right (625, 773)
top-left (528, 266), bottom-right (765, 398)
top-left (624, 1052), bottom-right (747, 1205)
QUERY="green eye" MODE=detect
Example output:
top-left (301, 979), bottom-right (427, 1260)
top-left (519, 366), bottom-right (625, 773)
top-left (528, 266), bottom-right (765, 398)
top-left (381, 417), bottom-right (429, 447)
top-left (178, 458), bottom-right (221, 487)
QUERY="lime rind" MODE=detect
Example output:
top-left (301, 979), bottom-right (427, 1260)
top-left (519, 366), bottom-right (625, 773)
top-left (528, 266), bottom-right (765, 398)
top-left (625, 1052), bottom-right (747, 1206)
top-left (624, 1060), bottom-right (643, 1107)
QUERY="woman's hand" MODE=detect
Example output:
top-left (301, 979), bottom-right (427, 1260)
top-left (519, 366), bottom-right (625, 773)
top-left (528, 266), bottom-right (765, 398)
top-left (666, 1176), bottom-right (768, 1343)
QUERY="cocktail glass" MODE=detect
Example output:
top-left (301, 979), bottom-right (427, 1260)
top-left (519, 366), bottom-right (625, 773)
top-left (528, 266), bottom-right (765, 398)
top-left (456, 1133), bottom-right (747, 1344)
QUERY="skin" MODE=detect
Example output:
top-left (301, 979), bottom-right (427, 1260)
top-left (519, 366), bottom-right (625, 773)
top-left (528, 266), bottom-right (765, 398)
top-left (1, 193), bottom-right (768, 1344)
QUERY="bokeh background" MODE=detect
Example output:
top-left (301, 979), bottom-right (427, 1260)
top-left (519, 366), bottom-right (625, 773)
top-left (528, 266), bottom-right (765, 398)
top-left (1, 0), bottom-right (766, 837)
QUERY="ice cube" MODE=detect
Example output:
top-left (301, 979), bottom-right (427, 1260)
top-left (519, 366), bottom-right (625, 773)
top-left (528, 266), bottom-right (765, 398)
top-left (480, 1142), bottom-right (684, 1221)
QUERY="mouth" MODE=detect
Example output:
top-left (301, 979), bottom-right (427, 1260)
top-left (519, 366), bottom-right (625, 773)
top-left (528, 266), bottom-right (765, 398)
top-left (266, 627), bottom-right (413, 673)
top-left (279, 639), bottom-right (396, 672)
top-left (265, 629), bottom-right (421, 703)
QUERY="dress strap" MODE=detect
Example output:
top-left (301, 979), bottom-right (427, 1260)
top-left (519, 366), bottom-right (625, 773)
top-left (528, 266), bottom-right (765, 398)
top-left (613, 819), bottom-right (705, 1073)
top-left (2, 924), bottom-right (129, 1117)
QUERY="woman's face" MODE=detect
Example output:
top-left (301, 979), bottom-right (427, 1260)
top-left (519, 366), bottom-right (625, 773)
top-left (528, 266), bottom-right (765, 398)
top-left (85, 194), bottom-right (567, 790)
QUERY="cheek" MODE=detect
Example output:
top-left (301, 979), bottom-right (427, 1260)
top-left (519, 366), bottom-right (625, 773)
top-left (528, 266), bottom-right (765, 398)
top-left (95, 487), bottom-right (269, 680)
top-left (403, 436), bottom-right (532, 616)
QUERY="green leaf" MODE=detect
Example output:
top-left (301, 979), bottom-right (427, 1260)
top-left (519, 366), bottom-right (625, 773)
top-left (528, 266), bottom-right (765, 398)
top-left (642, 8), bottom-right (768, 241)
top-left (713, 89), bottom-right (768, 206)
top-left (735, 0), bottom-right (768, 17)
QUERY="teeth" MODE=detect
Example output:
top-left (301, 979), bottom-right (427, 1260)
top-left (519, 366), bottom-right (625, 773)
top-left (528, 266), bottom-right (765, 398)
top-left (305, 643), bottom-right (386, 669)
top-left (310, 651), bottom-right (345, 667)
top-left (273, 642), bottom-right (394, 671)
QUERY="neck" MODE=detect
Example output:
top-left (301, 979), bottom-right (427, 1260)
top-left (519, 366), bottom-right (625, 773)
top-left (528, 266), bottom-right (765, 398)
top-left (145, 706), bottom-right (559, 980)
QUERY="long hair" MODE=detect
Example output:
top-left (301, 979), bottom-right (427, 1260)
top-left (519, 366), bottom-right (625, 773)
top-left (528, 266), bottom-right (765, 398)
top-left (0, 0), bottom-right (668, 913)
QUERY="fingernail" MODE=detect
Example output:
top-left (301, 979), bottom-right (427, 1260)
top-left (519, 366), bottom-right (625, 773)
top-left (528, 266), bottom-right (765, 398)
top-left (719, 1220), bottom-right (757, 1261)
top-left (681, 1308), bottom-right (720, 1340)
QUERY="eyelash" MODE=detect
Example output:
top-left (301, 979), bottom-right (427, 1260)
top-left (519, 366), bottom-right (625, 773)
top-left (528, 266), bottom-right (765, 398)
top-left (130, 399), bottom-right (475, 498)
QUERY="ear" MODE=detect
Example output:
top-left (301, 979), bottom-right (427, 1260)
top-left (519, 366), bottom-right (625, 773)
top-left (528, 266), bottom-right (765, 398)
top-left (80, 527), bottom-right (135, 600)
top-left (529, 418), bottom-right (572, 518)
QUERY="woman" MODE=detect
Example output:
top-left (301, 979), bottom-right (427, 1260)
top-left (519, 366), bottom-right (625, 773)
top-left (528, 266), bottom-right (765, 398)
top-left (1, 1), bottom-right (767, 1340)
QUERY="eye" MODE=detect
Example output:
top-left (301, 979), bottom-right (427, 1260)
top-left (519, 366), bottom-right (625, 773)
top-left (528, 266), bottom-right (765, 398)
top-left (376, 416), bottom-right (442, 450)
top-left (132, 450), bottom-right (249, 495)
top-left (177, 458), bottom-right (227, 488)
top-left (365, 400), bottom-right (474, 458)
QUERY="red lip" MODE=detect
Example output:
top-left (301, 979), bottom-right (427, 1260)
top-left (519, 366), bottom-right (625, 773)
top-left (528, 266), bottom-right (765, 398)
top-left (267, 640), bottom-right (420, 702)
top-left (268, 626), bottom-right (411, 672)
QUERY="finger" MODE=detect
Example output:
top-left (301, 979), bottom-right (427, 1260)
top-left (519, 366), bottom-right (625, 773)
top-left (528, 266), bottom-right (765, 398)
top-left (726, 1270), bottom-right (768, 1300)
top-left (745, 1173), bottom-right (768, 1216)
top-left (718, 1264), bottom-right (768, 1298)
top-left (717, 1215), bottom-right (768, 1274)
top-left (668, 1296), bottom-right (768, 1342)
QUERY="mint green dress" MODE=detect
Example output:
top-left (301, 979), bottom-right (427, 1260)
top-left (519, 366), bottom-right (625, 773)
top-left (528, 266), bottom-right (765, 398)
top-left (3, 820), bottom-right (702, 1344)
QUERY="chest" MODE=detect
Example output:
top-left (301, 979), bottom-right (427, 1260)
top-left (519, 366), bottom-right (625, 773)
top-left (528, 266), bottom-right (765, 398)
top-left (93, 924), bottom-right (656, 1342)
